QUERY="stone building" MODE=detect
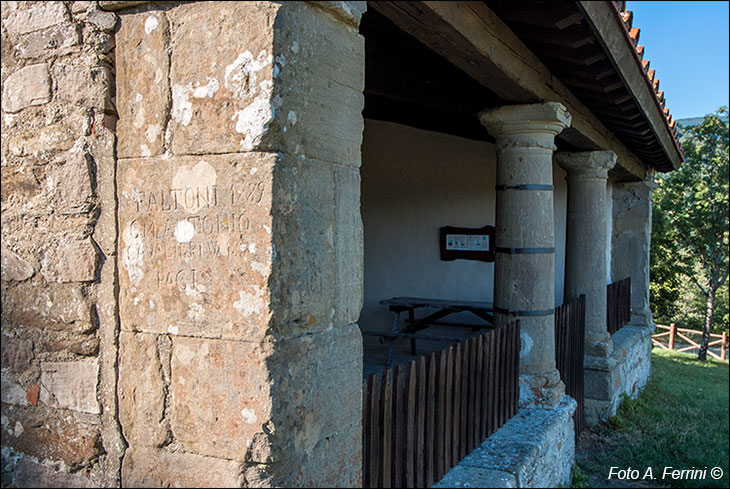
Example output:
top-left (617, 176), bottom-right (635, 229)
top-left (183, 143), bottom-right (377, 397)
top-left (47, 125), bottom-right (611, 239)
top-left (1, 1), bottom-right (683, 487)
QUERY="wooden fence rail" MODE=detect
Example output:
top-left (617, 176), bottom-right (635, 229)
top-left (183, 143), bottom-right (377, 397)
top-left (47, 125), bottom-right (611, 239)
top-left (652, 323), bottom-right (728, 361)
top-left (607, 277), bottom-right (631, 335)
top-left (555, 294), bottom-right (586, 439)
top-left (362, 321), bottom-right (520, 488)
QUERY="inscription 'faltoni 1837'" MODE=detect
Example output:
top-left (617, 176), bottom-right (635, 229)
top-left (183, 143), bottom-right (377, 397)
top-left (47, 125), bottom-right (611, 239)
top-left (131, 182), bottom-right (265, 214)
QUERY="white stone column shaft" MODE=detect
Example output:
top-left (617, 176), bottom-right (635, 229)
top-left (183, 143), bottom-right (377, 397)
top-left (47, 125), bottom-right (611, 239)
top-left (611, 180), bottom-right (656, 327)
top-left (556, 150), bottom-right (617, 356)
top-left (479, 102), bottom-right (571, 408)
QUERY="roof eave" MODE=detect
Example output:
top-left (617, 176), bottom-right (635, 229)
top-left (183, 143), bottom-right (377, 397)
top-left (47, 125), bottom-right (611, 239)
top-left (576, 1), bottom-right (684, 171)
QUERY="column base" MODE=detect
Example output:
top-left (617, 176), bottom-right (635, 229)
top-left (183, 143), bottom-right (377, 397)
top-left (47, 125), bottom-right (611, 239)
top-left (629, 308), bottom-right (655, 330)
top-left (518, 370), bottom-right (564, 409)
top-left (584, 325), bottom-right (653, 425)
top-left (585, 336), bottom-right (613, 357)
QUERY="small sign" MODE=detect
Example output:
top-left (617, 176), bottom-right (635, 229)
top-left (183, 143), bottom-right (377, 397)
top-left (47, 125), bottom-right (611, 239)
top-left (440, 225), bottom-right (495, 262)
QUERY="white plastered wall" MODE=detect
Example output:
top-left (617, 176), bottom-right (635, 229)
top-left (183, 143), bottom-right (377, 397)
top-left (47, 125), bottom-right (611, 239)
top-left (360, 119), bottom-right (568, 334)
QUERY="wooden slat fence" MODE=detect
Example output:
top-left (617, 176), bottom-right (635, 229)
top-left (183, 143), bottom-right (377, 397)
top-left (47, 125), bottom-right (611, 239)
top-left (652, 323), bottom-right (728, 361)
top-left (362, 321), bottom-right (520, 488)
top-left (607, 277), bottom-right (631, 335)
top-left (555, 294), bottom-right (586, 439)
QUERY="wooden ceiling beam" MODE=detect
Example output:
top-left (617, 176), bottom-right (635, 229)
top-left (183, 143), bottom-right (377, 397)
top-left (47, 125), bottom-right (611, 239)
top-left (504, 23), bottom-right (595, 50)
top-left (369, 0), bottom-right (649, 179)
top-left (487, 2), bottom-right (583, 30)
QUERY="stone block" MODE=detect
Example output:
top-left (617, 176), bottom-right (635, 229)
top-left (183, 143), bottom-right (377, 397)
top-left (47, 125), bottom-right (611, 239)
top-left (1, 245), bottom-right (35, 281)
top-left (0, 335), bottom-right (34, 372)
top-left (118, 331), bottom-right (168, 447)
top-left (47, 151), bottom-right (93, 214)
top-left (117, 152), bottom-right (275, 340)
top-left (268, 2), bottom-right (365, 167)
top-left (10, 457), bottom-right (97, 488)
top-left (53, 60), bottom-right (113, 110)
top-left (1, 63), bottom-right (51, 113)
top-left (583, 362), bottom-right (617, 401)
top-left (39, 360), bottom-right (100, 414)
top-left (265, 324), bottom-right (363, 487)
top-left (334, 165), bottom-right (363, 326)
top-left (40, 236), bottom-right (98, 283)
top-left (115, 9), bottom-right (170, 158)
top-left (309, 1), bottom-right (367, 28)
top-left (16, 22), bottom-right (80, 59)
top-left (1, 164), bottom-right (43, 208)
top-left (269, 156), bottom-right (336, 339)
top-left (1, 2), bottom-right (68, 36)
top-left (38, 335), bottom-right (100, 357)
top-left (1, 378), bottom-right (28, 406)
top-left (87, 8), bottom-right (117, 32)
top-left (6, 123), bottom-right (77, 157)
top-left (0, 406), bottom-right (102, 468)
top-left (71, 2), bottom-right (92, 14)
top-left (169, 336), bottom-right (271, 460)
top-left (165, 1), bottom-right (278, 155)
top-left (584, 398), bottom-right (613, 425)
top-left (121, 446), bottom-right (242, 488)
top-left (1, 283), bottom-right (93, 333)
top-left (162, 2), bottom-right (364, 166)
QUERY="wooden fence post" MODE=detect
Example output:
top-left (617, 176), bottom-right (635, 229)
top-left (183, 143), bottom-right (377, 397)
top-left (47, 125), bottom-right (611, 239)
top-left (669, 323), bottom-right (676, 350)
top-left (722, 331), bottom-right (727, 361)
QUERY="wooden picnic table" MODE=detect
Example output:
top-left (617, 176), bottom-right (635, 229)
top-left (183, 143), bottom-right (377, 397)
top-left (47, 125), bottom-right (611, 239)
top-left (362, 296), bottom-right (495, 364)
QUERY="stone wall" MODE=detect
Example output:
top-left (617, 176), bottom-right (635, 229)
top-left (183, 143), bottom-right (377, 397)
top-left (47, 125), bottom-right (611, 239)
top-left (584, 325), bottom-right (653, 424)
top-left (3, 1), bottom-right (366, 487)
top-left (2, 1), bottom-right (122, 487)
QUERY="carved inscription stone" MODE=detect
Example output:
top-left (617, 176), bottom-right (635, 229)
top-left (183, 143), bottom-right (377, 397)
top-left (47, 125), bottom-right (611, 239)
top-left (118, 153), bottom-right (274, 340)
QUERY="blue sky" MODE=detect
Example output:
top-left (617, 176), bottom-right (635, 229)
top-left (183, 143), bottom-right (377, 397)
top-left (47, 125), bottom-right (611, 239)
top-left (627, 1), bottom-right (729, 120)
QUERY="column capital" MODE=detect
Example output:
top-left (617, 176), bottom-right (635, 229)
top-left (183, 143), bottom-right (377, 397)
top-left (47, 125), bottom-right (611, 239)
top-left (614, 179), bottom-right (657, 200)
top-left (479, 102), bottom-right (571, 150)
top-left (555, 150), bottom-right (617, 180)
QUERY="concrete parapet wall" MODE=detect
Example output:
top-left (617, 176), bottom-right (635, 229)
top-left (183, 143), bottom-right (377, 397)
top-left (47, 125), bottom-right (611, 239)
top-left (435, 396), bottom-right (577, 488)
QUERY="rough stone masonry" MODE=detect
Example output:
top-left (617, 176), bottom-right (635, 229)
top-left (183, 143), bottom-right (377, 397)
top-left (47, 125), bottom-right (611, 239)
top-left (2, 1), bottom-right (366, 487)
top-left (2, 1), bottom-right (122, 487)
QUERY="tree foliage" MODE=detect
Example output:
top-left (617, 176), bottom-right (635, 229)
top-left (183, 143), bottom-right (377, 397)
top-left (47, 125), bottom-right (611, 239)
top-left (650, 106), bottom-right (729, 360)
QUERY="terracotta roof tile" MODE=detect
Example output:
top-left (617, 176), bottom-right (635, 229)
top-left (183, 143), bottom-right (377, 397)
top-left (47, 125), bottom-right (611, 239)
top-left (613, 2), bottom-right (685, 161)
top-left (620, 10), bottom-right (633, 27)
top-left (629, 27), bottom-right (641, 45)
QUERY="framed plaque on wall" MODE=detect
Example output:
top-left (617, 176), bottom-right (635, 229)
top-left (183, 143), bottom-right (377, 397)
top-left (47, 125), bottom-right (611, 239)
top-left (439, 225), bottom-right (495, 262)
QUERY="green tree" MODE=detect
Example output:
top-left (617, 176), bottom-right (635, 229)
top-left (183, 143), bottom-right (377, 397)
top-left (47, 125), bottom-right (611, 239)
top-left (652, 107), bottom-right (729, 361)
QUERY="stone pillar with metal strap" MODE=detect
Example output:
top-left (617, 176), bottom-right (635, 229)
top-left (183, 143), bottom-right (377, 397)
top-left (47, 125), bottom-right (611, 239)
top-left (479, 102), bottom-right (571, 409)
top-left (556, 150), bottom-right (617, 357)
top-left (611, 179), bottom-right (656, 328)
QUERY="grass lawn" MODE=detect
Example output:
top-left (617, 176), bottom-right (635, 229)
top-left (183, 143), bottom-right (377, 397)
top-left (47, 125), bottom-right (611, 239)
top-left (574, 348), bottom-right (729, 488)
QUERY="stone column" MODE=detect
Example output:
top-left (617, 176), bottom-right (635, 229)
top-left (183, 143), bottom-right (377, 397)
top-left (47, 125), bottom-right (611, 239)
top-left (479, 103), bottom-right (571, 409)
top-left (556, 150), bottom-right (617, 356)
top-left (611, 180), bottom-right (656, 327)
